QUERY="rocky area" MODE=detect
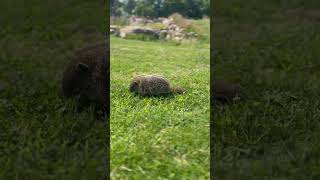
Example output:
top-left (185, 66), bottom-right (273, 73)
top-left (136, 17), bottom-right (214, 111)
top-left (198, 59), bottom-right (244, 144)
top-left (117, 26), bottom-right (160, 39)
top-left (110, 25), bottom-right (120, 35)
top-left (110, 16), bottom-right (198, 41)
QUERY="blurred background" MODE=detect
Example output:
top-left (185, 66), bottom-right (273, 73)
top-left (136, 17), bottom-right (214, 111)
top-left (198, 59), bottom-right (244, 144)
top-left (213, 0), bottom-right (320, 179)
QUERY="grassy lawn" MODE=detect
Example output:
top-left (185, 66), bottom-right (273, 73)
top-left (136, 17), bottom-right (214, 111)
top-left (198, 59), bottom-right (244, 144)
top-left (0, 0), bottom-right (107, 179)
top-left (213, 0), bottom-right (320, 179)
top-left (110, 30), bottom-right (210, 178)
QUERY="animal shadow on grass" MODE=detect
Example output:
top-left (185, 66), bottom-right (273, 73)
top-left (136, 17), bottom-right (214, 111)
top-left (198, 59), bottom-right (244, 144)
top-left (131, 91), bottom-right (185, 100)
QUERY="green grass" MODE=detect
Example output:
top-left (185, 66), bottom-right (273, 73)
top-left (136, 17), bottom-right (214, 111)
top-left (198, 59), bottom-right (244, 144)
top-left (213, 0), bottom-right (320, 179)
top-left (0, 0), bottom-right (107, 179)
top-left (191, 18), bottom-right (210, 43)
top-left (110, 35), bottom-right (210, 179)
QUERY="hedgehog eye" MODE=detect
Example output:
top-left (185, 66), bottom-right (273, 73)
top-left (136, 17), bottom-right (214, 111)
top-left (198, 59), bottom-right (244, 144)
top-left (76, 63), bottom-right (89, 73)
top-left (130, 82), bottom-right (136, 87)
top-left (86, 83), bottom-right (92, 89)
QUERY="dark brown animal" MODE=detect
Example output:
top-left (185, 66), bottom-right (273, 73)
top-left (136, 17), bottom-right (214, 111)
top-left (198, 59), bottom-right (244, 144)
top-left (62, 43), bottom-right (109, 108)
top-left (129, 75), bottom-right (184, 96)
top-left (213, 79), bottom-right (247, 102)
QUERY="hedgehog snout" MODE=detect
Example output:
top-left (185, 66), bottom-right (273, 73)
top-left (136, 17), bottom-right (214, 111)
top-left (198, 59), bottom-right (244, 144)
top-left (129, 81), bottom-right (138, 92)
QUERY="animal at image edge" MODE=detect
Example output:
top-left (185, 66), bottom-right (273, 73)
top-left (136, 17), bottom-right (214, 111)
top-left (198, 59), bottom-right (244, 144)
top-left (213, 79), bottom-right (247, 103)
top-left (61, 43), bottom-right (245, 106)
top-left (62, 42), bottom-right (109, 109)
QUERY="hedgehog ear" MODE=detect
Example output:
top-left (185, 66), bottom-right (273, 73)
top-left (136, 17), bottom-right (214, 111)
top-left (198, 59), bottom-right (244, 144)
top-left (76, 63), bottom-right (89, 73)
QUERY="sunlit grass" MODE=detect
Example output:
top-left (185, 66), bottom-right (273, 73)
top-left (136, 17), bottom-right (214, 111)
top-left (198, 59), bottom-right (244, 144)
top-left (110, 35), bottom-right (210, 179)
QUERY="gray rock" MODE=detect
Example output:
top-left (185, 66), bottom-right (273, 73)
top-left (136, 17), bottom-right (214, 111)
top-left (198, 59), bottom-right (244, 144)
top-left (110, 25), bottom-right (120, 35)
top-left (119, 26), bottom-right (160, 39)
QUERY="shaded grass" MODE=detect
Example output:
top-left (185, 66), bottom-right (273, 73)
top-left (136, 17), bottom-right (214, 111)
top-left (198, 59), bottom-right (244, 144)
top-left (110, 36), bottom-right (210, 179)
top-left (0, 0), bottom-right (107, 178)
top-left (213, 1), bottom-right (320, 179)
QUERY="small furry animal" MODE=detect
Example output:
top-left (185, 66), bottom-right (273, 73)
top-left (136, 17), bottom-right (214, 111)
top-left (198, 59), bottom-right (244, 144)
top-left (213, 79), bottom-right (247, 102)
top-left (129, 75), bottom-right (184, 96)
top-left (62, 42), bottom-right (109, 108)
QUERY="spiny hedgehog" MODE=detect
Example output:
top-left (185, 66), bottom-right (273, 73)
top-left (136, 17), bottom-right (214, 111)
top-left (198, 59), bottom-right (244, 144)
top-left (129, 75), bottom-right (184, 96)
top-left (62, 42), bottom-right (109, 107)
top-left (213, 79), bottom-right (247, 103)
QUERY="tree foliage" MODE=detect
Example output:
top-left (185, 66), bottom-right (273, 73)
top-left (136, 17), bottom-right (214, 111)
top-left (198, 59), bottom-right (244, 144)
top-left (110, 0), bottom-right (123, 16)
top-left (111, 0), bottom-right (210, 18)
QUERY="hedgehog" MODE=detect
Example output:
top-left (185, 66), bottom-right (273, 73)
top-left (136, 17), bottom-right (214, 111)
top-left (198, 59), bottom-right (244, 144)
top-left (129, 75), bottom-right (184, 96)
top-left (213, 79), bottom-right (247, 103)
top-left (62, 42), bottom-right (109, 108)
